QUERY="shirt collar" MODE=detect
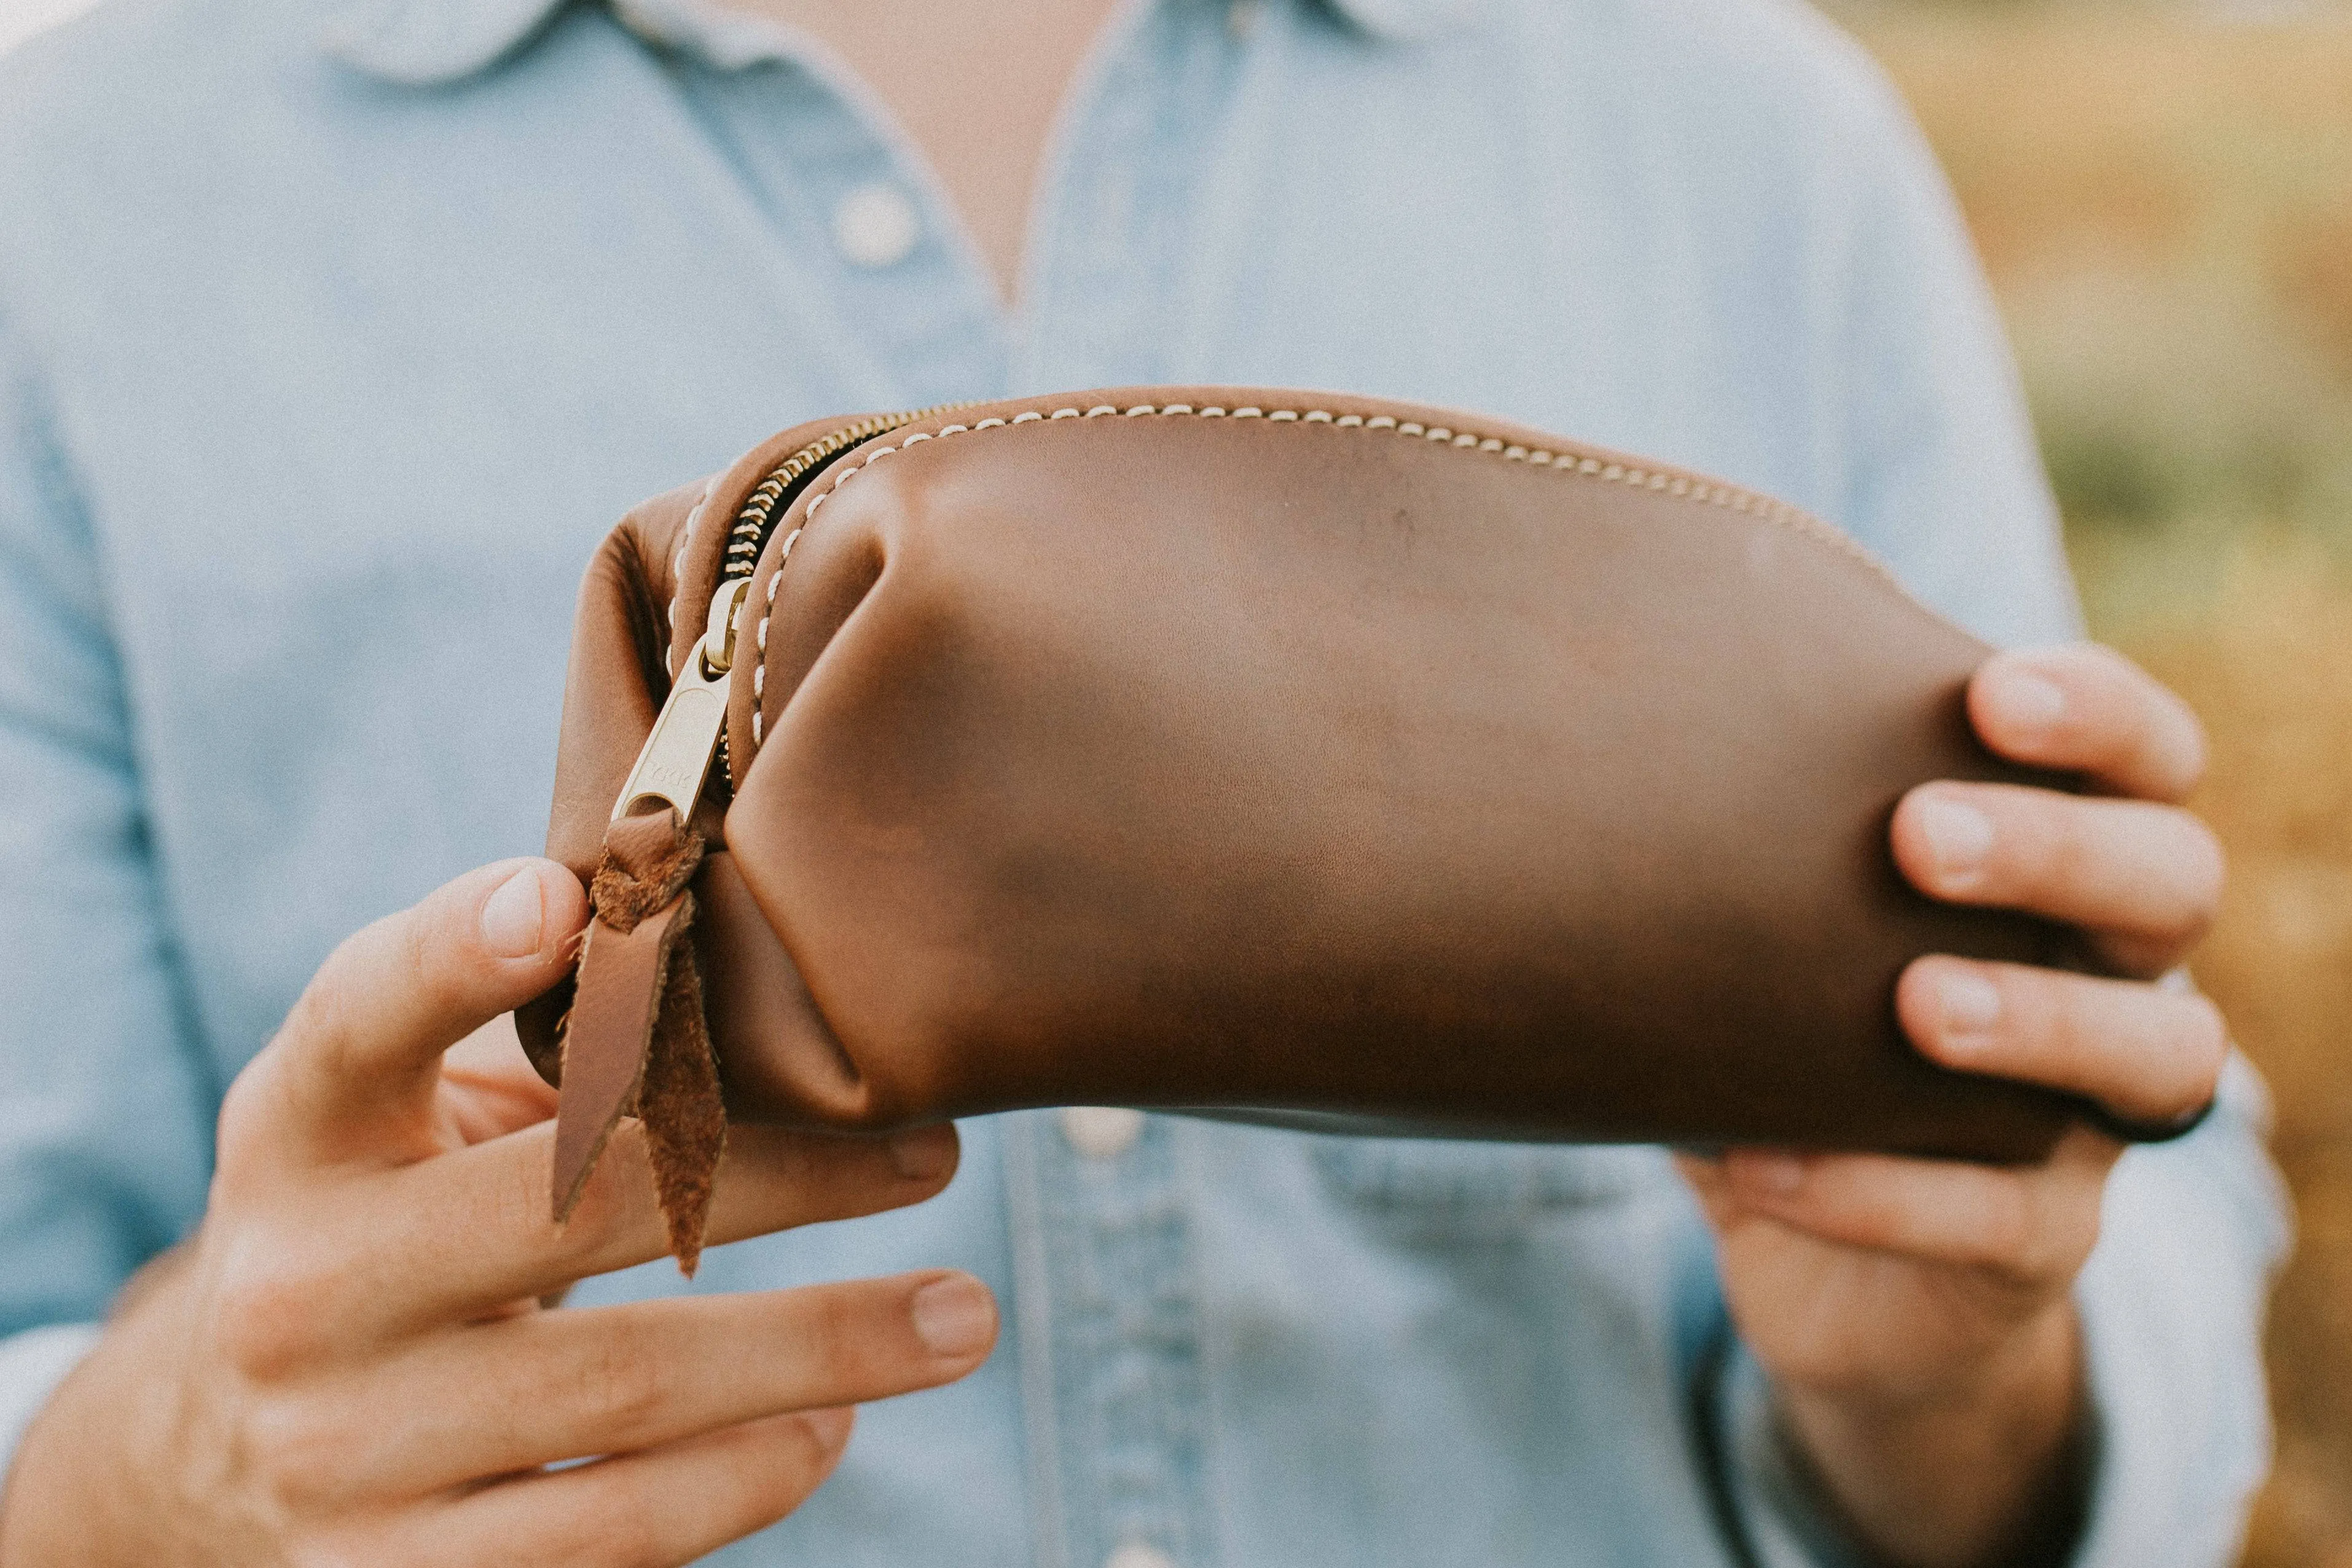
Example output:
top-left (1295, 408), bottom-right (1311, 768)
top-left (319, 0), bottom-right (1472, 87)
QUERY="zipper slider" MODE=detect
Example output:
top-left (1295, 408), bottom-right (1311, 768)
top-left (611, 578), bottom-right (755, 824)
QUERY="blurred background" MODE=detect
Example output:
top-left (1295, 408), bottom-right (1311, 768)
top-left (1830, 10), bottom-right (2352, 1563)
top-left (0, 0), bottom-right (92, 53)
top-left (4, 0), bottom-right (2348, 1559)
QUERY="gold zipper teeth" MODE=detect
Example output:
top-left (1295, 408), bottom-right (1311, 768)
top-left (721, 404), bottom-right (971, 582)
top-left (708, 404), bottom-right (971, 790)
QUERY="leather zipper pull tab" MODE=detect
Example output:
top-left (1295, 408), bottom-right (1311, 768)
top-left (551, 579), bottom-right (751, 1274)
top-left (611, 578), bottom-right (753, 825)
top-left (552, 810), bottom-right (725, 1271)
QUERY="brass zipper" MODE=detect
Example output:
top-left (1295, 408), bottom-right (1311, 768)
top-left (720, 406), bottom-right (970, 584)
top-left (613, 406), bottom-right (963, 823)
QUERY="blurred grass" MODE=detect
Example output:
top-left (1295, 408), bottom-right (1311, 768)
top-left (1859, 17), bottom-right (2352, 1564)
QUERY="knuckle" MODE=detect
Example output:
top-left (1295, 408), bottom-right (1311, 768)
top-left (799, 1286), bottom-right (887, 1385)
top-left (2005, 1196), bottom-right (2077, 1282)
top-left (2015, 801), bottom-right (2091, 900)
top-left (1994, 962), bottom-right (2056, 1054)
top-left (2058, 1198), bottom-right (2106, 1272)
top-left (1967, 1177), bottom-right (2090, 1290)
top-left (2017, 1170), bottom-right (2104, 1282)
top-left (578, 1320), bottom-right (678, 1449)
top-left (1972, 1183), bottom-right (2040, 1271)
top-left (2047, 973), bottom-right (2123, 1081)
top-left (211, 1249), bottom-right (342, 1379)
top-left (1999, 1221), bottom-right (2074, 1288)
top-left (396, 893), bottom-right (442, 976)
top-left (237, 1399), bottom-right (348, 1511)
top-left (396, 906), bottom-right (472, 1021)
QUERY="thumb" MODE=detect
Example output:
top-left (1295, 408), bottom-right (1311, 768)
top-left (227, 858), bottom-right (589, 1173)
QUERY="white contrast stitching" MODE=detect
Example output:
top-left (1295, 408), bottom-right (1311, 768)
top-left (741, 400), bottom-right (1883, 753)
top-left (665, 477), bottom-right (720, 655)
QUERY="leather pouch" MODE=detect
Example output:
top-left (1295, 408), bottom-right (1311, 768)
top-left (515, 387), bottom-right (2188, 1269)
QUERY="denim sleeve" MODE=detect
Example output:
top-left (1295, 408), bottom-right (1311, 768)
top-left (1817, 53), bottom-right (2082, 653)
top-left (2068, 1053), bottom-right (2289, 1564)
top-left (0, 308), bottom-right (219, 1473)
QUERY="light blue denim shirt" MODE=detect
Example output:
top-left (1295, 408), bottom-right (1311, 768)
top-left (0, 0), bottom-right (2288, 1562)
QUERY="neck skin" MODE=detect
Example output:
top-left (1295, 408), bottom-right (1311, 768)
top-left (726, 0), bottom-right (1124, 303)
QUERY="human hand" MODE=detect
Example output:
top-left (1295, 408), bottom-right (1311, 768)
top-left (1678, 643), bottom-right (2227, 1568)
top-left (0, 857), bottom-right (995, 1567)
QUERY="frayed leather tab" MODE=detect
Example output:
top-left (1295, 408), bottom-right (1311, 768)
top-left (552, 812), bottom-right (726, 1274)
top-left (638, 947), bottom-right (727, 1274)
top-left (552, 900), bottom-right (680, 1220)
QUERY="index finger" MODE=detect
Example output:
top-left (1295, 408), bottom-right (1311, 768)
top-left (292, 1119), bottom-right (963, 1349)
top-left (1969, 644), bottom-right (2206, 804)
top-left (229, 859), bottom-right (588, 1173)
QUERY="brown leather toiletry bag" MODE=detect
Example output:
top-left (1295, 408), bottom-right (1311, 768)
top-left (514, 387), bottom-right (2197, 1268)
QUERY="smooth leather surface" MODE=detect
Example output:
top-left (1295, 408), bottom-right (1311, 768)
top-left (520, 388), bottom-right (2104, 1163)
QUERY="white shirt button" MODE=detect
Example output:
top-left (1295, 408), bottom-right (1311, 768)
top-left (831, 181), bottom-right (922, 269)
top-left (1059, 1105), bottom-right (1145, 1160)
top-left (1104, 1542), bottom-right (1175, 1568)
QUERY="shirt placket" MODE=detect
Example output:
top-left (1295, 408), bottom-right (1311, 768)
top-left (653, 31), bottom-right (1012, 409)
top-left (1006, 1107), bottom-right (1218, 1568)
top-left (1014, 0), bottom-right (1249, 391)
top-left (1002, 9), bottom-right (1264, 1564)
top-left (653, 8), bottom-right (1244, 1564)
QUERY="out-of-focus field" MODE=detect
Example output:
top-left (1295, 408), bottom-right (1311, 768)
top-left (1860, 17), bottom-right (2352, 1564)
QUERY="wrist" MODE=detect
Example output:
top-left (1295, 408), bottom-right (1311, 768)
top-left (0, 1268), bottom-right (191, 1568)
top-left (1, 1338), bottom-right (123, 1566)
top-left (1775, 1301), bottom-right (2090, 1568)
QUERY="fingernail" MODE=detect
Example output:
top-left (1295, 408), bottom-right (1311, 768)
top-left (888, 1125), bottom-right (957, 1182)
top-left (480, 868), bottom-right (547, 958)
top-left (1916, 796), bottom-right (1995, 882)
top-left (1993, 670), bottom-right (2068, 732)
top-left (1935, 968), bottom-right (2003, 1046)
top-left (911, 1275), bottom-right (997, 1358)
top-left (1731, 1151), bottom-right (1806, 1195)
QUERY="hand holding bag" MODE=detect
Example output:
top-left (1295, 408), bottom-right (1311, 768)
top-left (514, 388), bottom-right (2200, 1269)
